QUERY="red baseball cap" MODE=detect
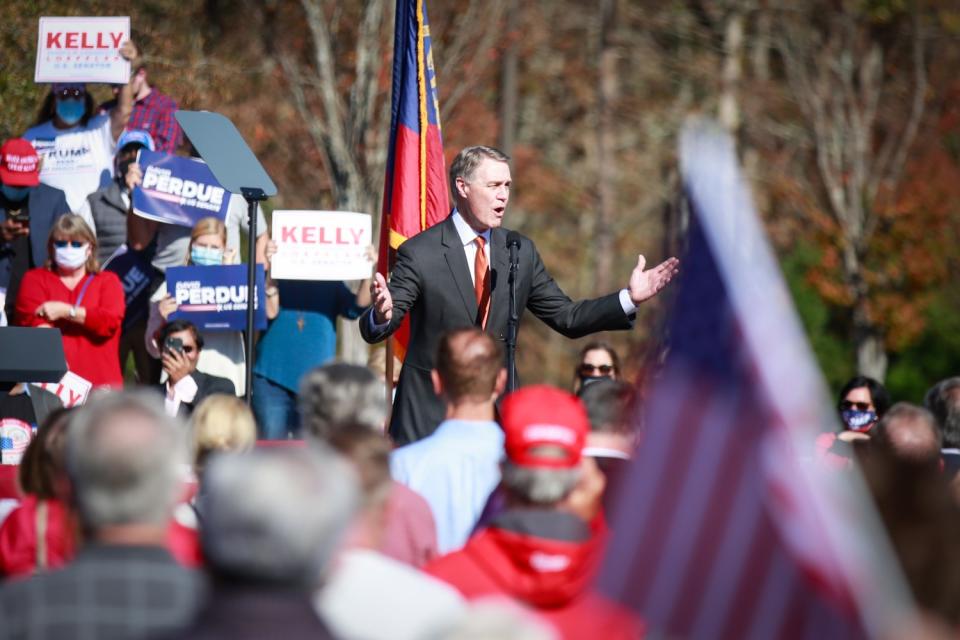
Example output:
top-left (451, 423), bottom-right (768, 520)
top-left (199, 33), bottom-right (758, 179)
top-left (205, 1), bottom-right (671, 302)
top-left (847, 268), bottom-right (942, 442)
top-left (0, 139), bottom-right (40, 187)
top-left (502, 385), bottom-right (589, 469)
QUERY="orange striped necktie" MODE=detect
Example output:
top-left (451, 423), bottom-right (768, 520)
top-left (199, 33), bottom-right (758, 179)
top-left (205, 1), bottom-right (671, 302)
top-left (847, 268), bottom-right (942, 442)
top-left (474, 236), bottom-right (491, 329)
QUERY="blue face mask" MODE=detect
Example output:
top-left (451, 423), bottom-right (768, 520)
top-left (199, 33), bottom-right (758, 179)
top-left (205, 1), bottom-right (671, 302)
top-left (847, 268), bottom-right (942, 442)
top-left (1, 185), bottom-right (30, 202)
top-left (841, 409), bottom-right (878, 432)
top-left (55, 99), bottom-right (86, 126)
top-left (190, 246), bottom-right (224, 266)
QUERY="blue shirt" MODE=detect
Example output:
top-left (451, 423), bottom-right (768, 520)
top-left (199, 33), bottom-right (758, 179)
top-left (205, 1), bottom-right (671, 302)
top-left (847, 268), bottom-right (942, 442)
top-left (253, 280), bottom-right (364, 392)
top-left (390, 418), bottom-right (504, 554)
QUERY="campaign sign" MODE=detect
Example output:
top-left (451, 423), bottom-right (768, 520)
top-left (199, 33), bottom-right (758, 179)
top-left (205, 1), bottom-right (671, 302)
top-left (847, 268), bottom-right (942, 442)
top-left (167, 265), bottom-right (266, 332)
top-left (103, 244), bottom-right (160, 332)
top-left (35, 16), bottom-right (131, 84)
top-left (271, 210), bottom-right (373, 281)
top-left (133, 151), bottom-right (230, 228)
top-left (35, 371), bottom-right (93, 408)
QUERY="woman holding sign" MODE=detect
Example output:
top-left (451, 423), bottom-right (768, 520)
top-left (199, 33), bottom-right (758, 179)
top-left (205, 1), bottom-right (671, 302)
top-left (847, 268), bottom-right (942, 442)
top-left (14, 215), bottom-right (126, 388)
top-left (145, 216), bottom-right (271, 396)
top-left (251, 246), bottom-right (375, 440)
top-left (22, 41), bottom-right (140, 215)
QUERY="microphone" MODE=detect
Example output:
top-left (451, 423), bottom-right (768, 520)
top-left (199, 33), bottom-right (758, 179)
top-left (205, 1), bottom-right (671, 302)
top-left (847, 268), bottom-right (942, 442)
top-left (506, 231), bottom-right (521, 266)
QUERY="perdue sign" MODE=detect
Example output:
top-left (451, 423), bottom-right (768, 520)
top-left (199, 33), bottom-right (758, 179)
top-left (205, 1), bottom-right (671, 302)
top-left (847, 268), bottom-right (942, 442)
top-left (35, 16), bottom-right (131, 84)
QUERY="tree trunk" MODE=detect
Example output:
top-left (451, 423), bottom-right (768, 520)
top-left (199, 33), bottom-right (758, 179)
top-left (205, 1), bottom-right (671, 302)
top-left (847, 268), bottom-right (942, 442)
top-left (718, 8), bottom-right (744, 133)
top-left (499, 0), bottom-right (519, 157)
top-left (594, 0), bottom-right (618, 293)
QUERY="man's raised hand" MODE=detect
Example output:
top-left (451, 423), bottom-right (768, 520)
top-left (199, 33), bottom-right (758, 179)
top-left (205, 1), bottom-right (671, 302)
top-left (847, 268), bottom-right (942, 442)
top-left (627, 255), bottom-right (680, 305)
top-left (370, 272), bottom-right (393, 324)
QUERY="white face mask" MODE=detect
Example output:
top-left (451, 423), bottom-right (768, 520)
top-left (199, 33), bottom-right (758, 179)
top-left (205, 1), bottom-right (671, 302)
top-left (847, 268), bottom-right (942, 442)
top-left (54, 244), bottom-right (89, 269)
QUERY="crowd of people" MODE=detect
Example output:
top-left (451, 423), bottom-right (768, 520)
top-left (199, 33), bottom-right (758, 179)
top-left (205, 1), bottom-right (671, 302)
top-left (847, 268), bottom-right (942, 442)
top-left (2, 38), bottom-right (960, 640)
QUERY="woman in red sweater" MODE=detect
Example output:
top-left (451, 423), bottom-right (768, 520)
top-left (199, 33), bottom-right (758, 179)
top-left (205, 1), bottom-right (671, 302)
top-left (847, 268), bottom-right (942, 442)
top-left (15, 214), bottom-right (125, 388)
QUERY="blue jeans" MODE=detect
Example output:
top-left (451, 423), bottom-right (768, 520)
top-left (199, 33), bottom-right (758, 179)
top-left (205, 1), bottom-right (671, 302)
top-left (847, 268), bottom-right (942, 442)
top-left (252, 374), bottom-right (300, 440)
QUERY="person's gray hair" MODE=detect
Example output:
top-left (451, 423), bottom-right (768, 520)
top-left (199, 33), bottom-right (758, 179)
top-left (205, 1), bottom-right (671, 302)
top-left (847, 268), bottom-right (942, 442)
top-left (449, 146), bottom-right (510, 198)
top-left (873, 402), bottom-right (942, 466)
top-left (200, 443), bottom-right (359, 586)
top-left (299, 363), bottom-right (387, 442)
top-left (924, 377), bottom-right (960, 449)
top-left (66, 390), bottom-right (186, 530)
top-left (501, 460), bottom-right (581, 506)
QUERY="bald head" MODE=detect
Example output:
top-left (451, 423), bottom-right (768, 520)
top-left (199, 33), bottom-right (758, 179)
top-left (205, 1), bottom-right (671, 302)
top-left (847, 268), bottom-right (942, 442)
top-left (434, 328), bottom-right (505, 402)
top-left (872, 403), bottom-right (942, 467)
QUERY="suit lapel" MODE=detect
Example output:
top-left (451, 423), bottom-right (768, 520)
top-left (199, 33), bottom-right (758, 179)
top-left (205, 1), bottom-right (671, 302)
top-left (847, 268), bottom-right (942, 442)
top-left (441, 217), bottom-right (478, 321)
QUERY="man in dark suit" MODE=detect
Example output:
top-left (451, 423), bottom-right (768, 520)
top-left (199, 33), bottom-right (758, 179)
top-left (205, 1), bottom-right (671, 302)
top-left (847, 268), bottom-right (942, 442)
top-left (361, 145), bottom-right (679, 444)
top-left (156, 319), bottom-right (236, 417)
top-left (0, 137), bottom-right (71, 324)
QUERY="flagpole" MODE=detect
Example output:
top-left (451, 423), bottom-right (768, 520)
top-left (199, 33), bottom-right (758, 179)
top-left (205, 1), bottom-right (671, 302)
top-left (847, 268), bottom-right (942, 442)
top-left (384, 240), bottom-right (395, 426)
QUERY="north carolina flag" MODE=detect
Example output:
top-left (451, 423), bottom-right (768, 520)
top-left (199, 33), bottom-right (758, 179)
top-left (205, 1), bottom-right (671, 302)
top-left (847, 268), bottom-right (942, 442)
top-left (380, 0), bottom-right (450, 358)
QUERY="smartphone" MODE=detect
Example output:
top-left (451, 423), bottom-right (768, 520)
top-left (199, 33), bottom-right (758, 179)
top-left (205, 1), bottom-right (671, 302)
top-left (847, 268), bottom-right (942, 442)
top-left (5, 209), bottom-right (28, 224)
top-left (164, 336), bottom-right (184, 354)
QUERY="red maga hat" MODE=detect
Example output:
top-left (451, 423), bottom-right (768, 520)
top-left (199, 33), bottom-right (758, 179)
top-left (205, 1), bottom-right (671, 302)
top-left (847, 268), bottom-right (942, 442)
top-left (502, 385), bottom-right (589, 469)
top-left (0, 139), bottom-right (40, 187)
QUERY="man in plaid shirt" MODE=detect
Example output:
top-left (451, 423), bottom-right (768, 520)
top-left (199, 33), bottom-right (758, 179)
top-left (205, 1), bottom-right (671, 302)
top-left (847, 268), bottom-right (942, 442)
top-left (0, 392), bottom-right (203, 639)
top-left (100, 56), bottom-right (182, 153)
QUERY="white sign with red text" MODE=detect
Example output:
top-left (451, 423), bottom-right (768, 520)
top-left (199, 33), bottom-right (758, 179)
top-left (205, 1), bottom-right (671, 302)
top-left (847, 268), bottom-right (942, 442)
top-left (271, 210), bottom-right (373, 281)
top-left (34, 371), bottom-right (93, 408)
top-left (35, 16), bottom-right (131, 84)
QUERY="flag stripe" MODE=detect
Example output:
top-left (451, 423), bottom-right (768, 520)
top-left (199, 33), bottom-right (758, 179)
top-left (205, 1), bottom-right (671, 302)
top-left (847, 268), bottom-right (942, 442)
top-left (666, 391), bottom-right (763, 631)
top-left (645, 383), bottom-right (743, 619)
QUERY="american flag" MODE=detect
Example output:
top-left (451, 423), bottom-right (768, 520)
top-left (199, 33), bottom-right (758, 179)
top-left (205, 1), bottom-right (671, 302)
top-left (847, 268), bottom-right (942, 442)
top-left (598, 120), bottom-right (913, 639)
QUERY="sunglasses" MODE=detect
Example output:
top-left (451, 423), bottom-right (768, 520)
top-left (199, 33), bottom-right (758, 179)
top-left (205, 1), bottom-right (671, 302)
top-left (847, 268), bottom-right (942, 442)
top-left (840, 400), bottom-right (873, 412)
top-left (579, 363), bottom-right (614, 376)
top-left (53, 240), bottom-right (87, 249)
top-left (55, 88), bottom-right (85, 100)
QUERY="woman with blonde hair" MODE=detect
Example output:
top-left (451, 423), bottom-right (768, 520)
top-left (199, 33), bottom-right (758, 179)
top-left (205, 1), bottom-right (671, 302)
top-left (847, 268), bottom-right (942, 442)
top-left (190, 393), bottom-right (257, 476)
top-left (145, 216), bottom-right (276, 395)
top-left (167, 394), bottom-right (258, 567)
top-left (15, 214), bottom-right (125, 387)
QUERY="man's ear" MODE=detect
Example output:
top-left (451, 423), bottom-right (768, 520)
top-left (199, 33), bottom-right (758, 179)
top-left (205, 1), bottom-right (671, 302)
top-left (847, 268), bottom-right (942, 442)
top-left (431, 369), bottom-right (443, 397)
top-left (493, 368), bottom-right (507, 398)
top-left (454, 176), bottom-right (469, 200)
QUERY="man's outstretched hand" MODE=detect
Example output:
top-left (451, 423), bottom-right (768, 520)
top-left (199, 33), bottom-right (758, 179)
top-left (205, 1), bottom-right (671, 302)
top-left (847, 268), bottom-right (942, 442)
top-left (370, 272), bottom-right (393, 325)
top-left (627, 255), bottom-right (680, 305)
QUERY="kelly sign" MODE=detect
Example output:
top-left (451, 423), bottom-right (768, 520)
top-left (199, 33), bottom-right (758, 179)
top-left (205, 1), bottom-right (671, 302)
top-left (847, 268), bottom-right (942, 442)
top-left (167, 264), bottom-right (266, 332)
top-left (35, 16), bottom-right (131, 84)
top-left (271, 210), bottom-right (373, 281)
top-left (133, 150), bottom-right (230, 227)
top-left (35, 371), bottom-right (93, 408)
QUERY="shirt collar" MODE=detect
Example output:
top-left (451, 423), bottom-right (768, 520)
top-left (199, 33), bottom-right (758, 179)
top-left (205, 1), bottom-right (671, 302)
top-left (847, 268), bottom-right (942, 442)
top-left (451, 208), bottom-right (491, 247)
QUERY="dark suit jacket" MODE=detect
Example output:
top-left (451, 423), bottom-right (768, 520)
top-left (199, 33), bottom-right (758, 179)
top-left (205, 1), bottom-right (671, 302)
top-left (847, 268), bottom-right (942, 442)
top-left (156, 369), bottom-right (237, 418)
top-left (0, 183), bottom-right (71, 290)
top-left (360, 215), bottom-right (633, 444)
top-left (0, 543), bottom-right (202, 639)
top-left (163, 585), bottom-right (336, 640)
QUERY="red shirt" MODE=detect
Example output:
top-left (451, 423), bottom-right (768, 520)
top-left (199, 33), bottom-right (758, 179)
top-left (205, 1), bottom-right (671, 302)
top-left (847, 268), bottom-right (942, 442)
top-left (15, 268), bottom-right (125, 388)
top-left (0, 496), bottom-right (76, 578)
